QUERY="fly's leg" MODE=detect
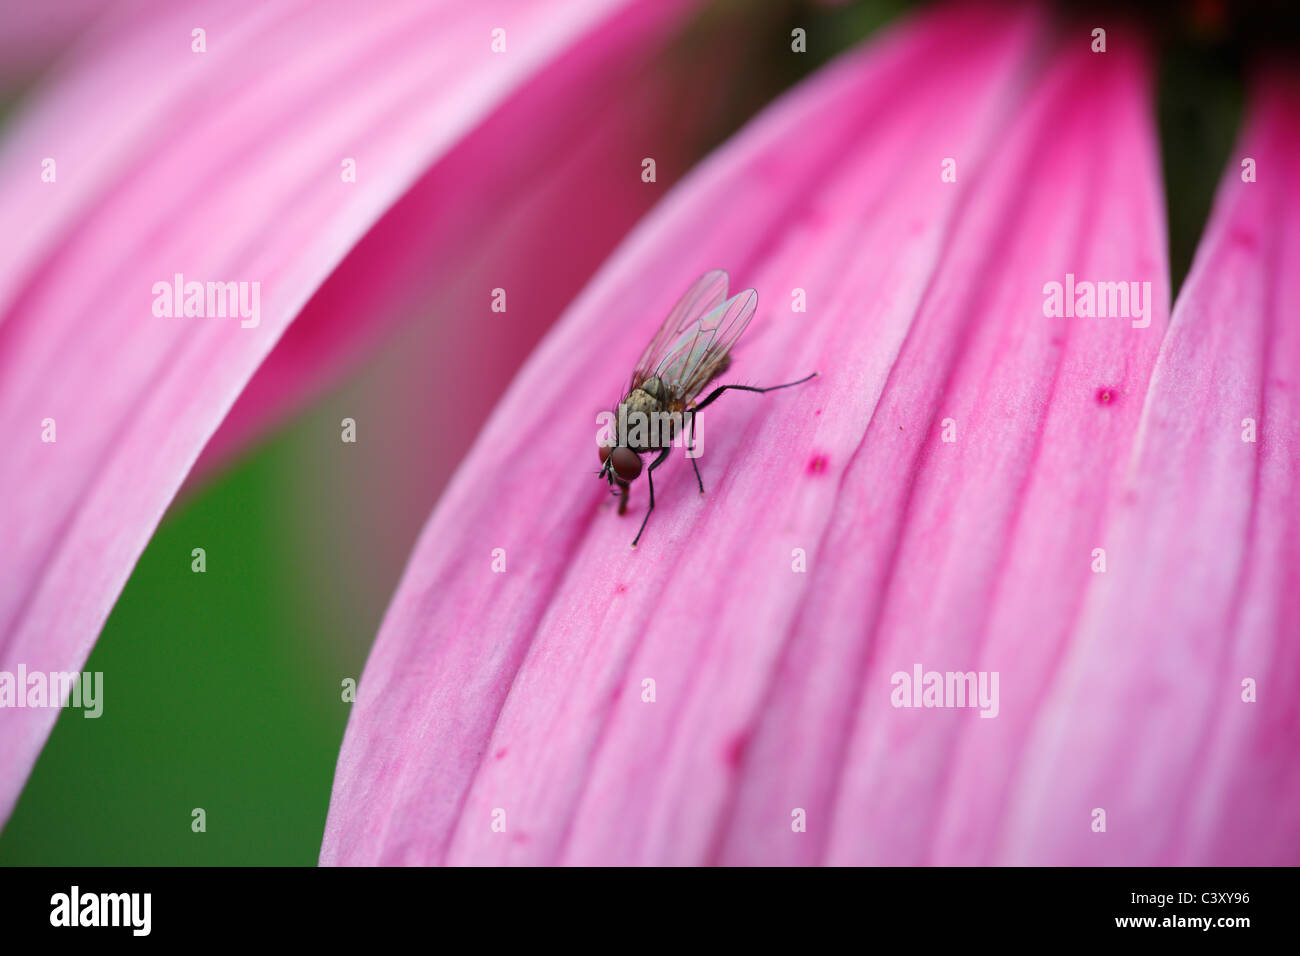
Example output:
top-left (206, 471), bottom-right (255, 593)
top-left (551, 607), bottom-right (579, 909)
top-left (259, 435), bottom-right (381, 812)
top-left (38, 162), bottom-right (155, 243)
top-left (631, 447), bottom-right (672, 548)
top-left (685, 410), bottom-right (705, 494)
top-left (683, 373), bottom-right (817, 495)
top-left (689, 372), bottom-right (818, 415)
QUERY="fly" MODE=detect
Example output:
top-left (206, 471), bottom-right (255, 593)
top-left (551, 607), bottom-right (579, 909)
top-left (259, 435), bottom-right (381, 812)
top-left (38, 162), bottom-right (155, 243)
top-left (597, 269), bottom-right (817, 547)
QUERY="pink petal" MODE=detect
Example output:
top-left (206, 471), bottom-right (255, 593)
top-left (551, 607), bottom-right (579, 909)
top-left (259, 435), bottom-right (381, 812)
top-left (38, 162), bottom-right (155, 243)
top-left (323, 3), bottom-right (1177, 866)
top-left (0, 1), bottom-right (112, 86)
top-left (996, 70), bottom-right (1300, 865)
top-left (194, 0), bottom-right (716, 481)
top-left (726, 29), bottom-right (1170, 869)
top-left (0, 0), bottom-right (697, 826)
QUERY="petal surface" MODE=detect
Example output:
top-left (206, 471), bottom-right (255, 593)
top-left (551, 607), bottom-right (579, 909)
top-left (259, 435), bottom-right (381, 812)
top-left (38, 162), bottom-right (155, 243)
top-left (324, 2), bottom-right (1178, 866)
top-left (0, 2), bottom-right (110, 86)
top-left (998, 70), bottom-right (1300, 865)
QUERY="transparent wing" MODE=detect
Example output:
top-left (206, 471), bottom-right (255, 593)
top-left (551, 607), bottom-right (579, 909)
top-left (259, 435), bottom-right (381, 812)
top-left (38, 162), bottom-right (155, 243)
top-left (655, 287), bottom-right (757, 404)
top-left (628, 269), bottom-right (729, 394)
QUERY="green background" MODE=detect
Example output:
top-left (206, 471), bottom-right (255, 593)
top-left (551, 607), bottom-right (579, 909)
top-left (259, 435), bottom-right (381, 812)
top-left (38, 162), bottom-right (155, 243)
top-left (0, 419), bottom-right (361, 865)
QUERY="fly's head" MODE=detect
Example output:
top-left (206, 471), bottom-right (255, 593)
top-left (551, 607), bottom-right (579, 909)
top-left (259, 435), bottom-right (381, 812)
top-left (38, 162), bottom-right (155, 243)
top-left (597, 440), bottom-right (643, 488)
top-left (595, 384), bottom-right (657, 490)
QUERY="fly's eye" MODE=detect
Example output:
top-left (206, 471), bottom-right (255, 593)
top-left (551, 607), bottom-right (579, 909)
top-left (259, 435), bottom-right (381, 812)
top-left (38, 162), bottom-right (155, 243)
top-left (611, 447), bottom-right (642, 482)
top-left (598, 442), bottom-right (613, 465)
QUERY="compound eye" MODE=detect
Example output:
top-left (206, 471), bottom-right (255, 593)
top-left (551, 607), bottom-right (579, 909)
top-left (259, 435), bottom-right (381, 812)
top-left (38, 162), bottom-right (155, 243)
top-left (611, 447), bottom-right (643, 482)
top-left (597, 442), bottom-right (613, 465)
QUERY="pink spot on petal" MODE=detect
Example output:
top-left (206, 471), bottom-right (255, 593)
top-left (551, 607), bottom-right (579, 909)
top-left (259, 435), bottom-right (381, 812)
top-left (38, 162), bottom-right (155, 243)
top-left (1095, 387), bottom-right (1119, 406)
top-left (495, 748), bottom-right (508, 760)
top-left (1229, 225), bottom-right (1257, 250)
top-left (724, 731), bottom-right (750, 769)
top-left (807, 454), bottom-right (829, 474)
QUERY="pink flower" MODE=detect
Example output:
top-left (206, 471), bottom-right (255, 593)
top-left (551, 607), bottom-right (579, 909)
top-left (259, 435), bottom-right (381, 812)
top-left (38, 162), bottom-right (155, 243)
top-left (2, 0), bottom-right (1295, 867)
top-left (321, 6), bottom-right (1298, 864)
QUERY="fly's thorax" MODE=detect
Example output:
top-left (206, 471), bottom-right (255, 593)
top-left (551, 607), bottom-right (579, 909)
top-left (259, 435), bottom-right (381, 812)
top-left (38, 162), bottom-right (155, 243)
top-left (622, 387), bottom-right (663, 420)
top-left (617, 391), bottom-right (660, 451)
top-left (618, 382), bottom-right (684, 451)
top-left (638, 376), bottom-right (665, 400)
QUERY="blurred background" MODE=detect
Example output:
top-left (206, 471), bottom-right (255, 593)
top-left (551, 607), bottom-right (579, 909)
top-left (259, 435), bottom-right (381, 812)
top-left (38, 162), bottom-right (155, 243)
top-left (0, 0), bottom-right (1273, 863)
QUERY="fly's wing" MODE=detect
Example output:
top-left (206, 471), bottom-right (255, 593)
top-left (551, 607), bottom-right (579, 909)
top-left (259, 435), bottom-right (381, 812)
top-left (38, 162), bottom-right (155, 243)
top-left (655, 287), bottom-right (757, 404)
top-left (628, 269), bottom-right (729, 394)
